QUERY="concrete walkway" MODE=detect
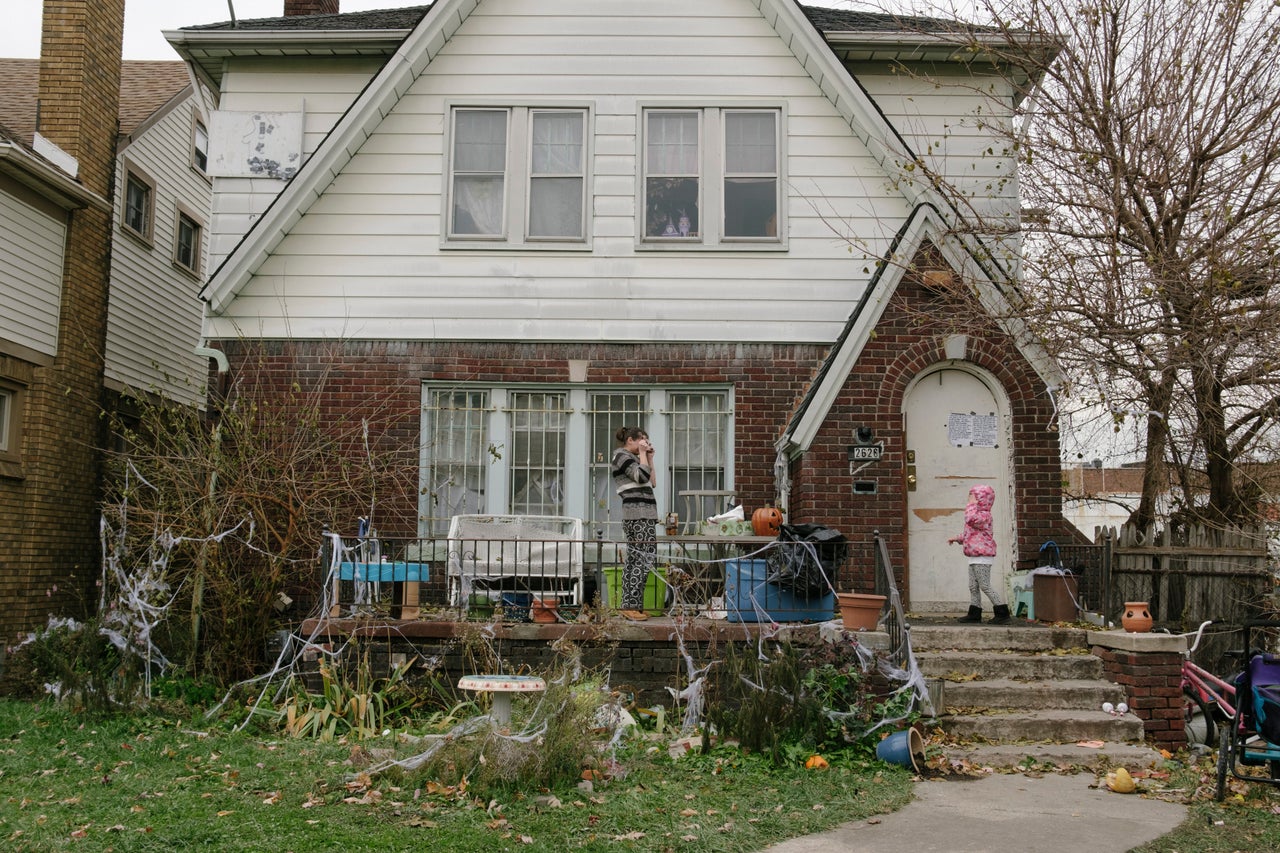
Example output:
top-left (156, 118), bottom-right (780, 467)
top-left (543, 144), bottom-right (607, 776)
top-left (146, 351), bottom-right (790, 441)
top-left (764, 771), bottom-right (1188, 853)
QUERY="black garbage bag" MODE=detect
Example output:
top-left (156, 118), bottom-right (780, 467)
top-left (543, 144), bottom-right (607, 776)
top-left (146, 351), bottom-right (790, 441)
top-left (765, 523), bottom-right (847, 599)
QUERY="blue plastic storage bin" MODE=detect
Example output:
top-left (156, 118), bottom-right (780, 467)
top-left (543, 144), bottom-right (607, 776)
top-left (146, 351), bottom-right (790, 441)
top-left (338, 561), bottom-right (428, 582)
top-left (725, 559), bottom-right (836, 623)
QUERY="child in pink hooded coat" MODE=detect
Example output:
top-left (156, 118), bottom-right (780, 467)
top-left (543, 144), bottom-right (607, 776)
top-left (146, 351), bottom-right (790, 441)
top-left (948, 484), bottom-right (1009, 624)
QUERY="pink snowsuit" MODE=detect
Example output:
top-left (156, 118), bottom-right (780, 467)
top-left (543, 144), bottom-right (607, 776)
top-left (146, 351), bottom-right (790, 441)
top-left (960, 484), bottom-right (997, 558)
top-left (959, 484), bottom-right (1003, 608)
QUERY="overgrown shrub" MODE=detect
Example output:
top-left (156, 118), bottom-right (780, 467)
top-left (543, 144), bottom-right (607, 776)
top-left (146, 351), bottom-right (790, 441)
top-left (4, 617), bottom-right (144, 715)
top-left (702, 639), bottom-right (888, 764)
top-left (103, 353), bottom-right (419, 686)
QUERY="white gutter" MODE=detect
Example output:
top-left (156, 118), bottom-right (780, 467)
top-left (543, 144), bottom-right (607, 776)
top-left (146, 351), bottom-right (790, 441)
top-left (0, 143), bottom-right (110, 212)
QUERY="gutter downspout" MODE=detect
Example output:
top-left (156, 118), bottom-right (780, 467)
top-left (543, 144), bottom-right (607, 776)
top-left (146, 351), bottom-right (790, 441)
top-left (191, 345), bottom-right (230, 669)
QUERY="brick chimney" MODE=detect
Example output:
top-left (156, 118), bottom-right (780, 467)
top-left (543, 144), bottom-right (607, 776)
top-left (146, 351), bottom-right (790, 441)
top-left (36, 0), bottom-right (124, 197)
top-left (285, 0), bottom-right (339, 15)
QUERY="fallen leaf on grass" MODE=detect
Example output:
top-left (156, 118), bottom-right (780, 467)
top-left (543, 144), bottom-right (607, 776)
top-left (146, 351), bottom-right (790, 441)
top-left (614, 831), bottom-right (645, 841)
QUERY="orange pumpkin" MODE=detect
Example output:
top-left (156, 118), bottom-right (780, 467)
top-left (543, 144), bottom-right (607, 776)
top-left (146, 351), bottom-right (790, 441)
top-left (752, 504), bottom-right (783, 536)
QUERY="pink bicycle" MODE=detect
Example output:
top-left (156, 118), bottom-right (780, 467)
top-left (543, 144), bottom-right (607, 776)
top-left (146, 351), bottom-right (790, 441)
top-left (1181, 620), bottom-right (1235, 747)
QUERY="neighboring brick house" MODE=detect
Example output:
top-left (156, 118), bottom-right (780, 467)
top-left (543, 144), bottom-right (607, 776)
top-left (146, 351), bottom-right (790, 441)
top-left (166, 0), bottom-right (1082, 610)
top-left (1, 0), bottom-right (214, 648)
top-left (0, 0), bottom-right (124, 645)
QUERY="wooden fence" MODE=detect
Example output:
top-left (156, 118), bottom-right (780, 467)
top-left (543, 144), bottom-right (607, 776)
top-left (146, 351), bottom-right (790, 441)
top-left (1087, 523), bottom-right (1275, 669)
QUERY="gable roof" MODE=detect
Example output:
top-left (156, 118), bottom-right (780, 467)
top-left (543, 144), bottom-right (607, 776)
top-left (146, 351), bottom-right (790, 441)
top-left (180, 0), bottom-right (1060, 448)
top-left (778, 203), bottom-right (1063, 454)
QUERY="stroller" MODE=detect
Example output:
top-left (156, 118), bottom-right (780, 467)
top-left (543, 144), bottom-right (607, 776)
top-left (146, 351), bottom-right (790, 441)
top-left (1215, 619), bottom-right (1280, 800)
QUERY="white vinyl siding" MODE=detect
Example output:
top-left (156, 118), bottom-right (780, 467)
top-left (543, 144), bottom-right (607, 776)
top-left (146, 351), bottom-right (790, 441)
top-left (0, 180), bottom-right (67, 358)
top-left (104, 91), bottom-right (213, 406)
top-left (203, 0), bottom-right (1016, 344)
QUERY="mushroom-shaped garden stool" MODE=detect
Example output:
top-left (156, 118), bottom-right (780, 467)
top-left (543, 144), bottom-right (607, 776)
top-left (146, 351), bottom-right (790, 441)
top-left (457, 674), bottom-right (546, 725)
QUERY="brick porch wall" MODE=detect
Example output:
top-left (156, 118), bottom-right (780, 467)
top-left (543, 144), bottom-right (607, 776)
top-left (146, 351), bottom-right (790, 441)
top-left (1092, 645), bottom-right (1185, 750)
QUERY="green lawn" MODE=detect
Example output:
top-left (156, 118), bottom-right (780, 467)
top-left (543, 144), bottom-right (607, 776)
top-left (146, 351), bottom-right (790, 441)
top-left (0, 699), bottom-right (913, 851)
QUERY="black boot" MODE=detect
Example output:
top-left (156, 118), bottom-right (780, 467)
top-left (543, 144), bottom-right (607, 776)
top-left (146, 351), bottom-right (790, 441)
top-left (990, 604), bottom-right (1011, 625)
top-left (956, 606), bottom-right (982, 623)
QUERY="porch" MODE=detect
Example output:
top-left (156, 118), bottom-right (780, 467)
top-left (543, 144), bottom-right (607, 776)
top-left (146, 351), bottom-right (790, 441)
top-left (300, 524), bottom-right (906, 710)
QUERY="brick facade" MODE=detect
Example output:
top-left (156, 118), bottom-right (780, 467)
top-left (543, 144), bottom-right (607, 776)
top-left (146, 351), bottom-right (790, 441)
top-left (1092, 645), bottom-right (1186, 750)
top-left (212, 246), bottom-right (1073, 608)
top-left (783, 259), bottom-right (1072, 597)
top-left (0, 1), bottom-right (123, 645)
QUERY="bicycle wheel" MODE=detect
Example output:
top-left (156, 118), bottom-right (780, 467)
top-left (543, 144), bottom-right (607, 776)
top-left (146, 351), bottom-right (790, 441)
top-left (1216, 726), bottom-right (1232, 801)
top-left (1183, 687), bottom-right (1217, 747)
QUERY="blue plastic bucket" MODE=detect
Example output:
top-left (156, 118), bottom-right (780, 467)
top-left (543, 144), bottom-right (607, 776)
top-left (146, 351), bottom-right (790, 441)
top-left (875, 728), bottom-right (924, 771)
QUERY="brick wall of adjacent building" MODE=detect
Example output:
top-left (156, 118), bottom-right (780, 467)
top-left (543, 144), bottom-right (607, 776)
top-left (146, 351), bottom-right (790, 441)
top-left (1092, 645), bottom-right (1185, 750)
top-left (0, 0), bottom-right (123, 647)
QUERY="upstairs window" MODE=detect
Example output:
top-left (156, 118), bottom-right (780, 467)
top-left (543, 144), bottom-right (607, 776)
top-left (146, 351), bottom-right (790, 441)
top-left (642, 106), bottom-right (782, 246)
top-left (193, 119), bottom-right (209, 173)
top-left (174, 211), bottom-right (202, 274)
top-left (447, 106), bottom-right (588, 245)
top-left (123, 168), bottom-right (155, 242)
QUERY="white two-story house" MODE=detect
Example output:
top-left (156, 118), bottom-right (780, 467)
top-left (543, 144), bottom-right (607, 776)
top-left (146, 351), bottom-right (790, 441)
top-left (167, 0), bottom-right (1073, 610)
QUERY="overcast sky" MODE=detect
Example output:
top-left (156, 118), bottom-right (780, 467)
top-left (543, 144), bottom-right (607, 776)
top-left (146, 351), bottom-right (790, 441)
top-left (0, 1), bottom-right (871, 61)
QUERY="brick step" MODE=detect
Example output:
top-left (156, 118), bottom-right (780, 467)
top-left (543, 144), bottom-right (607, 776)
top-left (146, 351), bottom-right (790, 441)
top-left (919, 650), bottom-right (1104, 681)
top-left (937, 709), bottom-right (1146, 744)
top-left (942, 678), bottom-right (1126, 712)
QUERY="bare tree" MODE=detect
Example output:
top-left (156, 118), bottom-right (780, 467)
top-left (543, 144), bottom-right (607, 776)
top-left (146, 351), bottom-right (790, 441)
top-left (878, 0), bottom-right (1280, 527)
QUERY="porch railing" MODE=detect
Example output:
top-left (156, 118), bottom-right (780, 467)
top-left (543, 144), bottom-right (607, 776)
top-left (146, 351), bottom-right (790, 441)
top-left (317, 528), bottom-right (848, 623)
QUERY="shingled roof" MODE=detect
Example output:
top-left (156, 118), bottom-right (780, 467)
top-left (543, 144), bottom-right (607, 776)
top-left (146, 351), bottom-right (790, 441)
top-left (181, 4), bottom-right (432, 32)
top-left (0, 59), bottom-right (189, 147)
top-left (177, 3), bottom-right (959, 36)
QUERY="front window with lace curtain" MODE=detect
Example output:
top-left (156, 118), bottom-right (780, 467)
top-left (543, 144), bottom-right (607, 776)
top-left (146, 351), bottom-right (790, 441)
top-left (449, 107), bottom-right (586, 242)
top-left (419, 386), bottom-right (733, 537)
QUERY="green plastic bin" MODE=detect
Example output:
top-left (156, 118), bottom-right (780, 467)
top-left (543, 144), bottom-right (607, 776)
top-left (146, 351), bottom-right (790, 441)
top-left (602, 565), bottom-right (668, 615)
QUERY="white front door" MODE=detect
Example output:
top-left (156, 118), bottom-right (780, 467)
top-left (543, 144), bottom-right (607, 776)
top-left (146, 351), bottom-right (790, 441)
top-left (904, 366), bottom-right (1012, 611)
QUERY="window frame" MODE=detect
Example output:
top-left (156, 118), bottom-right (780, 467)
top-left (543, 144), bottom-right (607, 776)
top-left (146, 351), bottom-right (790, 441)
top-left (0, 379), bottom-right (24, 469)
top-left (419, 384), bottom-right (735, 538)
top-left (192, 115), bottom-right (210, 176)
top-left (172, 205), bottom-right (204, 276)
top-left (121, 163), bottom-right (156, 244)
top-left (638, 103), bottom-right (786, 250)
top-left (443, 102), bottom-right (592, 250)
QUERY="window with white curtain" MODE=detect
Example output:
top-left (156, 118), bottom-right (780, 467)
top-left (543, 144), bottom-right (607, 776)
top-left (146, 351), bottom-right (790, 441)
top-left (448, 106), bottom-right (588, 244)
top-left (419, 385), bottom-right (733, 537)
top-left (643, 106), bottom-right (782, 245)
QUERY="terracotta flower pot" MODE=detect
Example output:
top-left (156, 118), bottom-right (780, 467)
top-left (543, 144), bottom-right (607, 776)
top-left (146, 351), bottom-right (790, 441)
top-left (530, 598), bottom-right (559, 623)
top-left (1121, 601), bottom-right (1152, 633)
top-left (836, 592), bottom-right (886, 631)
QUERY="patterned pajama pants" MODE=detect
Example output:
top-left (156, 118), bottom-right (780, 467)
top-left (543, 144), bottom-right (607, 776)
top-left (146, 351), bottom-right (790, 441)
top-left (622, 518), bottom-right (657, 610)
top-left (968, 563), bottom-right (1005, 608)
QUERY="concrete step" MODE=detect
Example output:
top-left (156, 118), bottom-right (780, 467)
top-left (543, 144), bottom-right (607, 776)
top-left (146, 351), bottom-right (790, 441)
top-left (919, 650), bottom-right (1104, 681)
top-left (943, 678), bottom-right (1126, 712)
top-left (938, 709), bottom-right (1146, 744)
top-left (909, 623), bottom-right (1090, 653)
top-left (939, 741), bottom-right (1165, 771)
